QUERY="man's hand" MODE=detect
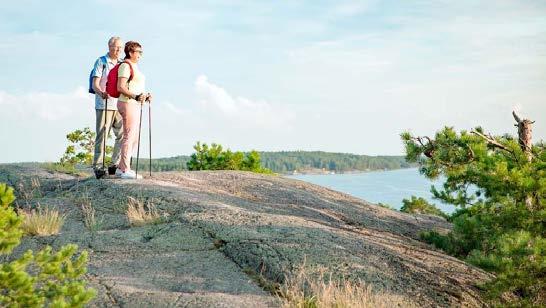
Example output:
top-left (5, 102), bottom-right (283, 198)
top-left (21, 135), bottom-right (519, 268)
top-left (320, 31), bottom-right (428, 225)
top-left (146, 93), bottom-right (153, 103)
top-left (100, 91), bottom-right (109, 100)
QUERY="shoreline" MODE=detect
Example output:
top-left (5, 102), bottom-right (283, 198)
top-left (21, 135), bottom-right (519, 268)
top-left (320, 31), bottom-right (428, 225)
top-left (282, 166), bottom-right (416, 176)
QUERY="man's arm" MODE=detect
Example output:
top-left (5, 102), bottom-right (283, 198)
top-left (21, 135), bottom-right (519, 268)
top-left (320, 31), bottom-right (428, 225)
top-left (91, 58), bottom-right (108, 99)
top-left (92, 76), bottom-right (107, 99)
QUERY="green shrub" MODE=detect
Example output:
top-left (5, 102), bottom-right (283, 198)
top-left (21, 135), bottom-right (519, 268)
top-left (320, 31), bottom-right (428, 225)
top-left (419, 231), bottom-right (454, 254)
top-left (0, 183), bottom-right (95, 307)
top-left (377, 202), bottom-right (394, 210)
top-left (0, 184), bottom-right (22, 254)
top-left (467, 231), bottom-right (546, 304)
top-left (60, 127), bottom-right (112, 167)
top-left (400, 196), bottom-right (448, 219)
top-left (187, 142), bottom-right (272, 173)
top-left (60, 127), bottom-right (95, 166)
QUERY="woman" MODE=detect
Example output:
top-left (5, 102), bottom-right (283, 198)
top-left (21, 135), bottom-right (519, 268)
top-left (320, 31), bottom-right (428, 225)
top-left (116, 41), bottom-right (152, 179)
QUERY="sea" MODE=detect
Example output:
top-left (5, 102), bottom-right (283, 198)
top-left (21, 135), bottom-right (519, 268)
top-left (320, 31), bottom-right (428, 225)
top-left (286, 168), bottom-right (455, 214)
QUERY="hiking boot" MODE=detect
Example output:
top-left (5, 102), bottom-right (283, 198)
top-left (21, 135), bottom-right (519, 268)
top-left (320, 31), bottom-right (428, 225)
top-left (119, 170), bottom-right (142, 180)
top-left (94, 168), bottom-right (106, 179)
top-left (108, 165), bottom-right (118, 175)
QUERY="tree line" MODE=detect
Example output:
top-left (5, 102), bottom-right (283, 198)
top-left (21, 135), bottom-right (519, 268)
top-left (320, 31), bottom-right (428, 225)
top-left (55, 128), bottom-right (412, 174)
top-left (133, 151), bottom-right (410, 173)
top-left (133, 151), bottom-right (416, 173)
top-left (134, 151), bottom-right (411, 173)
top-left (259, 151), bottom-right (411, 173)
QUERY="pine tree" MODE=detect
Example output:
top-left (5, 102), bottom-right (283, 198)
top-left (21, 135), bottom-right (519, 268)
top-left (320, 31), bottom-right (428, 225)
top-left (402, 112), bottom-right (545, 305)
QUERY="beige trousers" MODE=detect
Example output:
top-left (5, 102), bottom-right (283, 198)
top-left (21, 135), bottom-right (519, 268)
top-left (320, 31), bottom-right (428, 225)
top-left (93, 109), bottom-right (123, 168)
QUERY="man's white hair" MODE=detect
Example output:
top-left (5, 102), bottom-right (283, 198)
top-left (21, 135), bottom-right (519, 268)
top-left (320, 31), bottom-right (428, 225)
top-left (108, 36), bottom-right (121, 46)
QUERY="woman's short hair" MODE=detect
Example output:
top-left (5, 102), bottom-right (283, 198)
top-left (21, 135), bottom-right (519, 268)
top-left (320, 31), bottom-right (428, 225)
top-left (124, 41), bottom-right (142, 59)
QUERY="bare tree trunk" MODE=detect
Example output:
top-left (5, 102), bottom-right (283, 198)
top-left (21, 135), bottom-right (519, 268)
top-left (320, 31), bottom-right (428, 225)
top-left (513, 111), bottom-right (535, 210)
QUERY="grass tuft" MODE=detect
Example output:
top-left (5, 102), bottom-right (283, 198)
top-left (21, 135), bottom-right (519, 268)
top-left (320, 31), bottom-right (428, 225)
top-left (78, 193), bottom-right (101, 232)
top-left (21, 206), bottom-right (65, 236)
top-left (243, 267), bottom-right (281, 295)
top-left (16, 178), bottom-right (42, 206)
top-left (126, 196), bottom-right (161, 226)
top-left (42, 162), bottom-right (85, 176)
top-left (279, 265), bottom-right (413, 308)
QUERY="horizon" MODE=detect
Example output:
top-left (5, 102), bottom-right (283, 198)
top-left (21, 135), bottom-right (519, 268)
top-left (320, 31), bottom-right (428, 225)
top-left (4, 149), bottom-right (409, 164)
top-left (1, 1), bottom-right (545, 163)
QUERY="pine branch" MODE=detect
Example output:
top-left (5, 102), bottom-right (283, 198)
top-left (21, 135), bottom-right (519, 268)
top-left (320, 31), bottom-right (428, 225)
top-left (470, 130), bottom-right (514, 154)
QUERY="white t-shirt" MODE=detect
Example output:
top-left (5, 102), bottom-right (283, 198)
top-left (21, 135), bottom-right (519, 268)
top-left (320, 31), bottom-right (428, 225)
top-left (92, 54), bottom-right (121, 110)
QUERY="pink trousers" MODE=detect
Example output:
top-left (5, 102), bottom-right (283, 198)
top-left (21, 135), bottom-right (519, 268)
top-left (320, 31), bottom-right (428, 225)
top-left (117, 101), bottom-right (141, 172)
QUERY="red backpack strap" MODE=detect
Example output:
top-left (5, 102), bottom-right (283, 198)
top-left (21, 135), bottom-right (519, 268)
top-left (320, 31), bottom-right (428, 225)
top-left (122, 60), bottom-right (134, 83)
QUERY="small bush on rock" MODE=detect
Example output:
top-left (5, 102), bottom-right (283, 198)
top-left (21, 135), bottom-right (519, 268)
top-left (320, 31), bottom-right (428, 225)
top-left (187, 142), bottom-right (272, 173)
top-left (400, 196), bottom-right (448, 219)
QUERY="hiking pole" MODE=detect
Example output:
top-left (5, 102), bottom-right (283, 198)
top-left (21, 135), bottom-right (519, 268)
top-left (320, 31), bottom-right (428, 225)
top-left (102, 96), bottom-right (108, 172)
top-left (135, 100), bottom-right (144, 178)
top-left (106, 111), bottom-right (116, 175)
top-left (148, 98), bottom-right (152, 177)
top-left (96, 63), bottom-right (107, 179)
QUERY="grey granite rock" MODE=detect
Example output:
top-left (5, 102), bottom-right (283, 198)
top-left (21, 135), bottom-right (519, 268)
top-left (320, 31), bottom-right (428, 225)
top-left (0, 165), bottom-right (492, 307)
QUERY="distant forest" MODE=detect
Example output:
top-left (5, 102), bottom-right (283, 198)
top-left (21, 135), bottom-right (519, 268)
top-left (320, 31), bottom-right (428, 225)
top-left (135, 151), bottom-right (412, 173)
top-left (260, 151), bottom-right (412, 173)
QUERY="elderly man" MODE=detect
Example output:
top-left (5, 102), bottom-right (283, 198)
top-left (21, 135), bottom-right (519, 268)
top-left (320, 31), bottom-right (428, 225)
top-left (91, 36), bottom-right (124, 179)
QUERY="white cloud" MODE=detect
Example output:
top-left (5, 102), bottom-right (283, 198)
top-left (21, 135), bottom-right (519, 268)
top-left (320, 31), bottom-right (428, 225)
top-left (332, 1), bottom-right (375, 17)
top-left (0, 87), bottom-right (91, 121)
top-left (164, 101), bottom-right (192, 116)
top-left (0, 87), bottom-right (95, 162)
top-left (194, 75), bottom-right (295, 129)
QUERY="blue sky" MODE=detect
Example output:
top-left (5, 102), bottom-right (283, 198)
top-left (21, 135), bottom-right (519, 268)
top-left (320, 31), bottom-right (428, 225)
top-left (1, 0), bottom-right (545, 162)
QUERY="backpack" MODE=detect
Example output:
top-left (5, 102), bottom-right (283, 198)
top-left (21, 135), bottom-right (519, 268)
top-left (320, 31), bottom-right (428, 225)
top-left (88, 56), bottom-right (107, 94)
top-left (106, 61), bottom-right (134, 98)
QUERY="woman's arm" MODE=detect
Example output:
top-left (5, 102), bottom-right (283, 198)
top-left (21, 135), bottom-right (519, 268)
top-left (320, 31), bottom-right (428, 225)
top-left (117, 63), bottom-right (145, 102)
top-left (117, 77), bottom-right (135, 99)
top-left (118, 76), bottom-right (145, 102)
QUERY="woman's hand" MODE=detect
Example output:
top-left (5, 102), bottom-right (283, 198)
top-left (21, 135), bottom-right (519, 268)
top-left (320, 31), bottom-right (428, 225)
top-left (135, 93), bottom-right (146, 104)
top-left (146, 93), bottom-right (153, 103)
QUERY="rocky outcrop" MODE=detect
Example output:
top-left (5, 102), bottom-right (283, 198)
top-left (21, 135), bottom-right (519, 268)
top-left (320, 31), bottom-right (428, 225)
top-left (0, 165), bottom-right (492, 307)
